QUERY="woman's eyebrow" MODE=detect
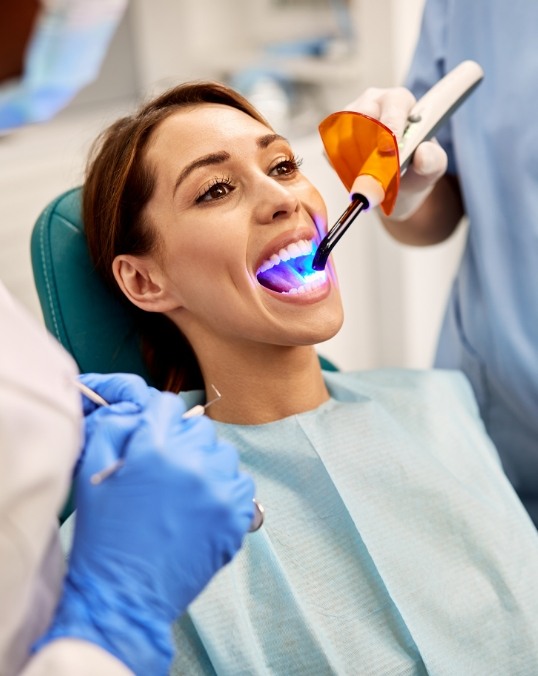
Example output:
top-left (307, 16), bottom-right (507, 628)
top-left (173, 151), bottom-right (230, 195)
top-left (257, 133), bottom-right (287, 148)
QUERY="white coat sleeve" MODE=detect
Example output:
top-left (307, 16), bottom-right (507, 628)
top-left (0, 282), bottom-right (81, 675)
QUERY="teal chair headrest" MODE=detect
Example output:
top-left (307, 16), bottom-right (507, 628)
top-left (31, 187), bottom-right (154, 383)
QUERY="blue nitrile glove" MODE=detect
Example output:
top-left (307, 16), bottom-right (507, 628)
top-left (72, 372), bottom-right (155, 478)
top-left (36, 391), bottom-right (255, 675)
top-left (77, 372), bottom-right (153, 416)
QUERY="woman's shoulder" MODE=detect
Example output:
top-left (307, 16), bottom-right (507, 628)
top-left (326, 366), bottom-right (471, 389)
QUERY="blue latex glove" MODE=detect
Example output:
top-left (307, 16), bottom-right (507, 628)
top-left (36, 389), bottom-right (255, 675)
top-left (72, 372), bottom-right (155, 478)
top-left (77, 371), bottom-right (153, 415)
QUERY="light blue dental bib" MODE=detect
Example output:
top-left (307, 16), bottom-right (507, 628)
top-left (172, 369), bottom-right (538, 675)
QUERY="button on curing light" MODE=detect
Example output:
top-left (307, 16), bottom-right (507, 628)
top-left (312, 60), bottom-right (484, 271)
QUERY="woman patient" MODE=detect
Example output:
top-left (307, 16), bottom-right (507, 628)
top-left (82, 81), bottom-right (538, 674)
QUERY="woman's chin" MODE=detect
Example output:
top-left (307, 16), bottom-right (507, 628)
top-left (288, 303), bottom-right (344, 347)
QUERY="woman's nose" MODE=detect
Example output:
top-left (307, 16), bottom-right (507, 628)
top-left (253, 176), bottom-right (300, 225)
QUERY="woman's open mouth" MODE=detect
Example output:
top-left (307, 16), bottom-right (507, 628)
top-left (256, 239), bottom-right (327, 295)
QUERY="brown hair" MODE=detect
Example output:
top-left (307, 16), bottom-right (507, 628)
top-left (83, 81), bottom-right (270, 392)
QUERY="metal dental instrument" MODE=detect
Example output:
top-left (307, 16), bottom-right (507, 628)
top-left (249, 499), bottom-right (265, 532)
top-left (312, 60), bottom-right (484, 271)
top-left (75, 380), bottom-right (264, 531)
top-left (89, 458), bottom-right (125, 484)
top-left (74, 379), bottom-right (110, 407)
top-left (181, 385), bottom-right (222, 419)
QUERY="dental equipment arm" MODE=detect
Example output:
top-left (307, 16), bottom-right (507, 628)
top-left (34, 381), bottom-right (256, 675)
top-left (312, 60), bottom-right (484, 270)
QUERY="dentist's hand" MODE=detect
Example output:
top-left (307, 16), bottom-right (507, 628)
top-left (72, 372), bottom-right (156, 478)
top-left (345, 86), bottom-right (448, 220)
top-left (77, 372), bottom-right (153, 415)
top-left (36, 389), bottom-right (255, 675)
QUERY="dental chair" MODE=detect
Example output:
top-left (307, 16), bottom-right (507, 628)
top-left (31, 187), bottom-right (153, 384)
top-left (31, 187), bottom-right (338, 521)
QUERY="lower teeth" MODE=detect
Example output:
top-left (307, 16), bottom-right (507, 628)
top-left (256, 253), bottom-right (326, 294)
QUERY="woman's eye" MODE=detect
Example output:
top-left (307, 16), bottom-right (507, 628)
top-left (196, 179), bottom-right (235, 203)
top-left (270, 155), bottom-right (303, 177)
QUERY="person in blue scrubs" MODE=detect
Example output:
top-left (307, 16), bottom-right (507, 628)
top-left (348, 0), bottom-right (538, 526)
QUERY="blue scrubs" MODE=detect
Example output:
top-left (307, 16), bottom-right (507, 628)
top-left (406, 0), bottom-right (538, 524)
top-left (170, 370), bottom-right (538, 674)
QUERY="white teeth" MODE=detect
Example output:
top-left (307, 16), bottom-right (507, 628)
top-left (257, 238), bottom-right (314, 273)
top-left (281, 275), bottom-right (326, 296)
top-left (286, 242), bottom-right (302, 258)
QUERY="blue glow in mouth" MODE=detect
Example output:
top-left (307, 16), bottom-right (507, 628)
top-left (301, 269), bottom-right (327, 284)
top-left (290, 252), bottom-right (327, 283)
top-left (289, 251), bottom-right (315, 276)
top-left (257, 251), bottom-right (327, 293)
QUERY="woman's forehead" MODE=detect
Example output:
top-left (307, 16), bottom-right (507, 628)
top-left (149, 103), bottom-right (273, 157)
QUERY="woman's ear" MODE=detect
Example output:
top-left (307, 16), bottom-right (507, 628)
top-left (112, 254), bottom-right (180, 312)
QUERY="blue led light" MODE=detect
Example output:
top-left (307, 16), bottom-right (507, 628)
top-left (300, 270), bottom-right (327, 284)
top-left (256, 250), bottom-right (327, 292)
top-left (287, 252), bottom-right (326, 284)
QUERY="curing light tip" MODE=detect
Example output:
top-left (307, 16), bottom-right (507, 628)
top-left (312, 195), bottom-right (369, 271)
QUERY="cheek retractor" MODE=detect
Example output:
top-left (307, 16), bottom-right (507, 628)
top-left (312, 60), bottom-right (484, 271)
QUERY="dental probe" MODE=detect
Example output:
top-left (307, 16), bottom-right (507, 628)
top-left (74, 379), bottom-right (110, 407)
top-left (73, 380), bottom-right (265, 532)
top-left (181, 385), bottom-right (222, 418)
top-left (312, 60), bottom-right (484, 271)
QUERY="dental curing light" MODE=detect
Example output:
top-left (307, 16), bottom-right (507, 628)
top-left (312, 60), bottom-right (484, 271)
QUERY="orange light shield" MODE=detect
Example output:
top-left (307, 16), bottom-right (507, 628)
top-left (318, 111), bottom-right (400, 215)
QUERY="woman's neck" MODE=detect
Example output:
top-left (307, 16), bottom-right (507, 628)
top-left (199, 344), bottom-right (330, 425)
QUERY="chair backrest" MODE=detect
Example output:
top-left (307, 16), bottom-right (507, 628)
top-left (31, 187), bottom-right (154, 383)
top-left (31, 186), bottom-right (338, 380)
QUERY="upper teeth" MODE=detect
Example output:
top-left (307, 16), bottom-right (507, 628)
top-left (258, 239), bottom-right (313, 273)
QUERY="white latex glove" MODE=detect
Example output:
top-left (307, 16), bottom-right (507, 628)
top-left (345, 87), bottom-right (448, 220)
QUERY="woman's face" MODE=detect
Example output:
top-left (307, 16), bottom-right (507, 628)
top-left (125, 103), bottom-right (343, 354)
